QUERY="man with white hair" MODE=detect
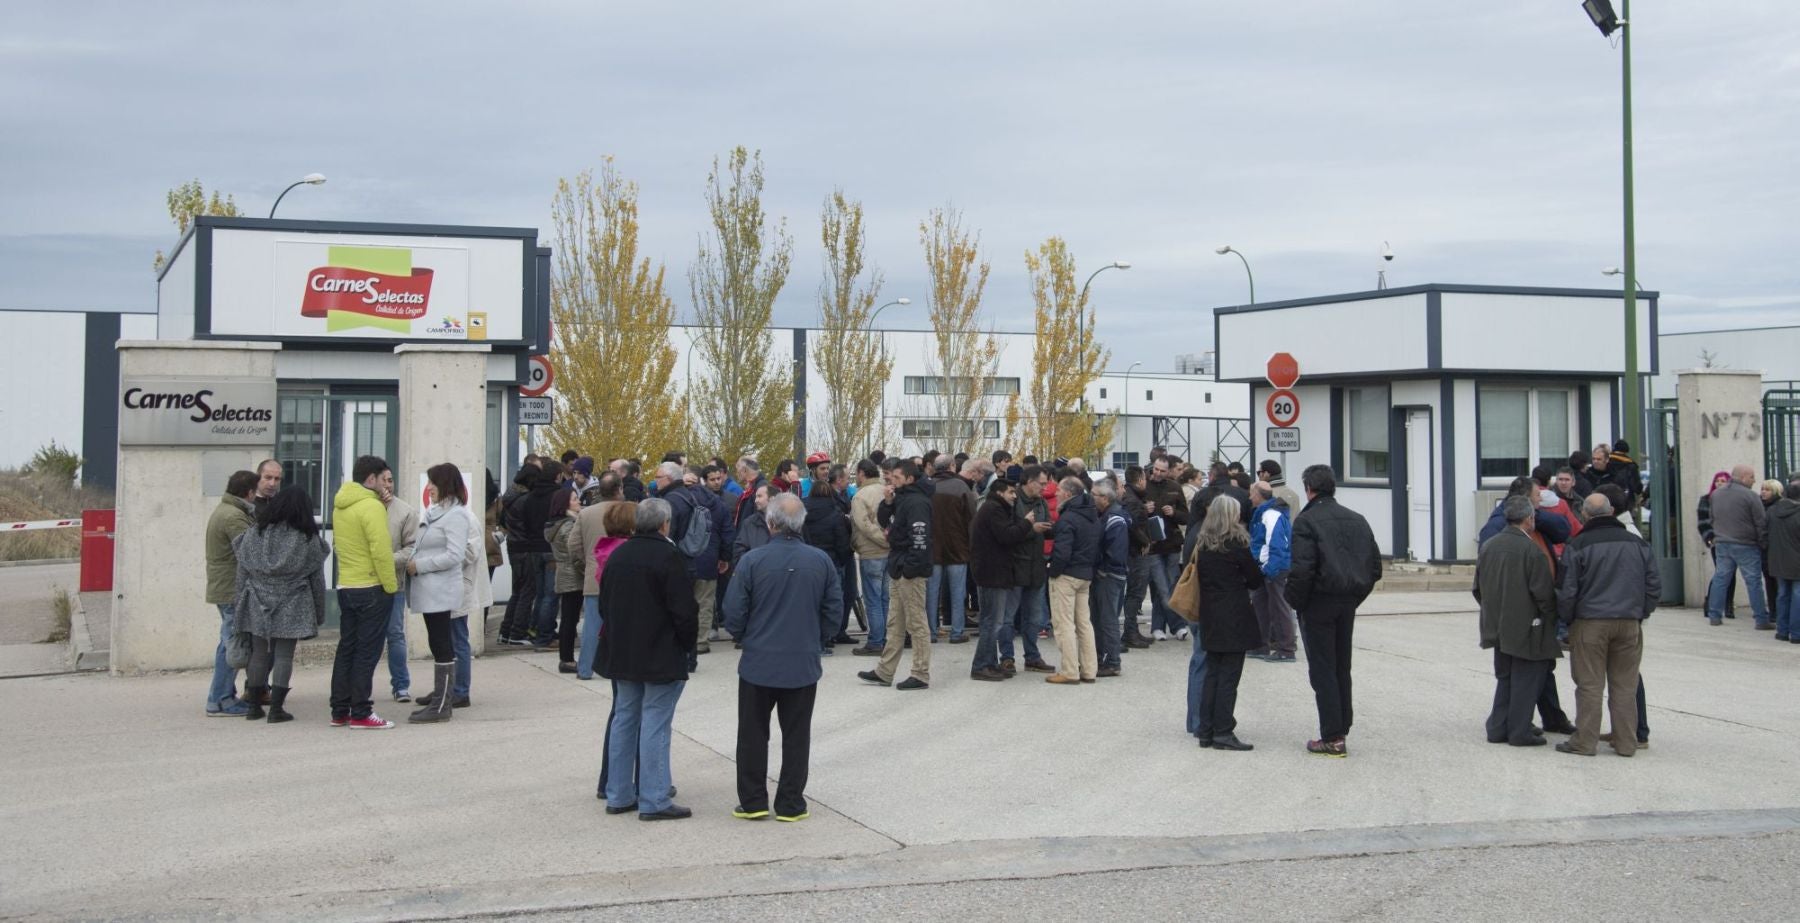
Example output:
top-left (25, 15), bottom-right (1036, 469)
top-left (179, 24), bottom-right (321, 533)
top-left (723, 494), bottom-right (841, 822)
top-left (1555, 491), bottom-right (1659, 757)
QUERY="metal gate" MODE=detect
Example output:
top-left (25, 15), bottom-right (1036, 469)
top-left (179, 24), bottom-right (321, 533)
top-left (1644, 404), bottom-right (1682, 604)
top-left (1152, 416), bottom-right (1253, 467)
top-left (1765, 389), bottom-right (1800, 480)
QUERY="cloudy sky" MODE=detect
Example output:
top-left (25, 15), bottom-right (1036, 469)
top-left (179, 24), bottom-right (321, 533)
top-left (2, 1), bottom-right (1795, 371)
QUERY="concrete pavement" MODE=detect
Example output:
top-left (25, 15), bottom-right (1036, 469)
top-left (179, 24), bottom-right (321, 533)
top-left (2, 593), bottom-right (1796, 920)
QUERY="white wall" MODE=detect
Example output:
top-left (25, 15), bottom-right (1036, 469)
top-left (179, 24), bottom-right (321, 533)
top-left (1651, 326), bottom-right (1800, 400)
top-left (0, 313), bottom-right (84, 470)
top-left (1216, 294), bottom-right (1429, 381)
top-left (1440, 292), bottom-right (1653, 374)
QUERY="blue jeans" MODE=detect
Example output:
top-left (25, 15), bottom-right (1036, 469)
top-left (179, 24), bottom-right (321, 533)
top-left (605, 680), bottom-right (685, 814)
top-left (531, 560), bottom-right (560, 641)
top-left (451, 616), bottom-right (471, 698)
top-left (973, 586), bottom-right (1019, 673)
top-left (927, 564), bottom-right (968, 639)
top-left (578, 596), bottom-right (602, 679)
top-left (1777, 578), bottom-right (1799, 637)
top-left (859, 558), bottom-right (889, 647)
top-left (207, 604), bottom-right (241, 710)
top-left (1708, 541), bottom-right (1769, 624)
top-left (1000, 584), bottom-right (1047, 662)
top-left (1090, 575), bottom-right (1124, 668)
top-left (385, 590), bottom-right (412, 694)
top-left (1184, 620), bottom-right (1209, 736)
top-left (1147, 552), bottom-right (1182, 635)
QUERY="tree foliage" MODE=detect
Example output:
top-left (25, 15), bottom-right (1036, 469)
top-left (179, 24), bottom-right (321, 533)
top-left (918, 205), bottom-right (1000, 454)
top-left (542, 162), bottom-right (687, 462)
top-left (154, 179), bottom-right (240, 272)
top-left (1019, 236), bottom-right (1114, 462)
top-left (813, 189), bottom-right (895, 462)
top-left (687, 147), bottom-right (794, 463)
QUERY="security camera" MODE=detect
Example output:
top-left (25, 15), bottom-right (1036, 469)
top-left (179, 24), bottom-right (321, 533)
top-left (1381, 241), bottom-right (1394, 262)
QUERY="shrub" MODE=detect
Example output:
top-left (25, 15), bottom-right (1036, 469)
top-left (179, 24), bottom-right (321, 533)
top-left (23, 442), bottom-right (82, 485)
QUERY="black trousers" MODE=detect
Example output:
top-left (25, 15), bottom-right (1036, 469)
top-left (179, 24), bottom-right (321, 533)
top-left (736, 679), bottom-right (817, 816)
top-left (1298, 598), bottom-right (1356, 741)
top-left (1536, 658), bottom-right (1571, 727)
top-left (422, 611), bottom-right (454, 662)
top-left (1487, 651), bottom-right (1552, 743)
top-left (499, 550), bottom-right (544, 639)
top-left (330, 586), bottom-right (392, 719)
top-left (558, 591), bottom-right (582, 662)
top-left (1198, 651), bottom-right (1246, 739)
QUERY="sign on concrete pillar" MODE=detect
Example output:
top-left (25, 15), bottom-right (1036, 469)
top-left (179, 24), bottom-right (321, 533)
top-left (111, 341), bottom-right (281, 675)
top-left (1676, 370), bottom-right (1765, 608)
top-left (396, 344), bottom-right (492, 659)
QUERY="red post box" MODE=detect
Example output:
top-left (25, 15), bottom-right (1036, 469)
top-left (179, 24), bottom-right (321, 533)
top-left (79, 509), bottom-right (114, 593)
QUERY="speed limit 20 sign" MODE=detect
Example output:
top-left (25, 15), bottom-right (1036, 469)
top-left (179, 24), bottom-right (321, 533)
top-left (521, 355), bottom-right (554, 397)
top-left (1265, 389), bottom-right (1300, 427)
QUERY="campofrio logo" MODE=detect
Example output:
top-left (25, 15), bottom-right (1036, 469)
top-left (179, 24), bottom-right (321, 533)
top-left (301, 245), bottom-right (440, 335)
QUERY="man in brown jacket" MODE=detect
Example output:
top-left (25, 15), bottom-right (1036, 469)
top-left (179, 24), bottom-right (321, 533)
top-left (203, 470), bottom-right (259, 717)
top-left (926, 456), bottom-right (978, 642)
top-left (850, 460), bottom-right (891, 655)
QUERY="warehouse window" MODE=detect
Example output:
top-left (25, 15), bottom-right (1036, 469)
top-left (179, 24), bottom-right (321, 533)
top-left (902, 376), bottom-right (1021, 396)
top-left (901, 419), bottom-right (1001, 440)
top-left (1345, 386), bottom-right (1390, 480)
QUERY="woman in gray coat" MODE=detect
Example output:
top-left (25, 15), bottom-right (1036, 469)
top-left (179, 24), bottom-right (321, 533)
top-left (233, 487), bottom-right (329, 724)
top-left (404, 463), bottom-right (474, 723)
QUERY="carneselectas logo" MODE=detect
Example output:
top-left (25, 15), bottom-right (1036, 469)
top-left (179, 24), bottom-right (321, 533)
top-left (301, 245), bottom-right (435, 334)
top-left (122, 387), bottom-right (274, 424)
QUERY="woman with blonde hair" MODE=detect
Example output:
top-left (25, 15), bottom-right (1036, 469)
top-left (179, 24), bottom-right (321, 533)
top-left (1188, 494), bottom-right (1264, 751)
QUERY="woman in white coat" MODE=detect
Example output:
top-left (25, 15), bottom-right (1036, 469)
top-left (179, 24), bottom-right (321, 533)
top-left (405, 463), bottom-right (474, 723)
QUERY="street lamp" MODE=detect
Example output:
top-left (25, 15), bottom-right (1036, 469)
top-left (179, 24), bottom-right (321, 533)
top-left (1075, 262), bottom-right (1129, 466)
top-left (868, 298), bottom-right (913, 457)
top-left (868, 297), bottom-right (911, 330)
top-left (1582, 0), bottom-right (1641, 466)
top-left (269, 173), bottom-right (327, 218)
top-left (1215, 245), bottom-right (1254, 304)
top-left (1122, 360), bottom-right (1143, 465)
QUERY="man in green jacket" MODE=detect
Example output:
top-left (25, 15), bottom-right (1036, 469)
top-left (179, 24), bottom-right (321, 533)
top-left (204, 470), bottom-right (260, 716)
top-left (329, 455), bottom-right (400, 729)
top-left (1473, 495), bottom-right (1561, 747)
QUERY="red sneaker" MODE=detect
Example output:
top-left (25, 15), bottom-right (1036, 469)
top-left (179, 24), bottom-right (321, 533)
top-left (330, 715), bottom-right (350, 727)
top-left (348, 714), bottom-right (395, 730)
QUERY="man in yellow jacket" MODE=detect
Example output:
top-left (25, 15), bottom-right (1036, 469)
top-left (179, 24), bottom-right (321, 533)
top-left (329, 455), bottom-right (400, 729)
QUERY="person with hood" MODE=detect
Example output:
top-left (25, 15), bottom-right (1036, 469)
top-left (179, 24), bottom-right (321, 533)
top-left (328, 455), bottom-right (400, 729)
top-left (232, 486), bottom-right (329, 724)
top-left (1696, 470), bottom-right (1740, 619)
top-left (860, 461), bottom-right (934, 690)
top-left (498, 462), bottom-right (557, 646)
top-left (1473, 495), bottom-right (1561, 747)
top-left (1248, 481), bottom-right (1297, 663)
top-left (1605, 439), bottom-right (1644, 517)
top-left (401, 463), bottom-right (475, 724)
top-left (1090, 480), bottom-right (1130, 677)
top-left (802, 475), bottom-right (855, 650)
top-left (1768, 478), bottom-right (1800, 643)
top-left (926, 455), bottom-right (977, 643)
top-left (969, 478), bottom-right (1041, 681)
top-left (1046, 477), bottom-right (1101, 685)
top-left (571, 457), bottom-right (602, 507)
top-left (1189, 495), bottom-right (1265, 751)
top-left (547, 486), bottom-right (587, 674)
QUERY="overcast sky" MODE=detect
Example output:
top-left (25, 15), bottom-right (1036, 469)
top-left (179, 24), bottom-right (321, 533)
top-left (2, 1), bottom-right (1795, 372)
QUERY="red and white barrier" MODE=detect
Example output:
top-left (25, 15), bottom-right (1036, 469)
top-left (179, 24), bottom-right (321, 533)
top-left (2, 518), bottom-right (82, 532)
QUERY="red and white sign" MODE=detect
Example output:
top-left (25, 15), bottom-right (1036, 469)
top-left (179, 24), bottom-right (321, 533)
top-left (1266, 352), bottom-right (1300, 389)
top-left (1266, 389), bottom-right (1301, 427)
top-left (521, 355), bottom-right (554, 397)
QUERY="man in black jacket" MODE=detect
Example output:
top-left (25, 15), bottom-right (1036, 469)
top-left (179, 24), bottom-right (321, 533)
top-left (969, 480), bottom-right (1040, 681)
top-left (1555, 492), bottom-right (1659, 757)
top-left (596, 498), bottom-right (697, 820)
top-left (1000, 465), bottom-right (1057, 674)
top-left (1119, 466), bottom-right (1155, 648)
top-left (499, 463), bottom-right (558, 645)
top-left (861, 461), bottom-right (933, 690)
top-left (1284, 464), bottom-right (1381, 758)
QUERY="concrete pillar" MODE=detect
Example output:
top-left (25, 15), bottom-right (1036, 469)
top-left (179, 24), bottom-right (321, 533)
top-left (395, 344), bottom-right (492, 660)
top-left (112, 342), bottom-right (280, 675)
top-left (1677, 370), bottom-right (1765, 608)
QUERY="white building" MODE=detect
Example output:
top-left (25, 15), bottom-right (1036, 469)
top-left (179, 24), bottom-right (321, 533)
top-left (0, 309), bottom-right (155, 486)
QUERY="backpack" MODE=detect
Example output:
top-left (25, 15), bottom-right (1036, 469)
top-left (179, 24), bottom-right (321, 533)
top-left (675, 492), bottom-right (713, 558)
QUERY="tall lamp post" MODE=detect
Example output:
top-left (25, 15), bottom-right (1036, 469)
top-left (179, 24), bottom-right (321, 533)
top-left (1215, 245), bottom-right (1254, 304)
top-left (1583, 0), bottom-right (1641, 463)
top-left (868, 298), bottom-right (912, 456)
top-left (269, 173), bottom-right (327, 218)
top-left (1076, 262), bottom-right (1130, 466)
top-left (1122, 360), bottom-right (1143, 466)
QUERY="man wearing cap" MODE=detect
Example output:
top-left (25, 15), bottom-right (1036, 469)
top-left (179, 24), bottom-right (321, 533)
top-left (571, 457), bottom-right (601, 507)
top-left (800, 451), bottom-right (831, 498)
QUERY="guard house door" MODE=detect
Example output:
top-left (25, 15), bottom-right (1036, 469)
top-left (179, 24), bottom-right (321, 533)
top-left (1403, 408), bottom-right (1435, 562)
top-left (275, 392), bottom-right (398, 628)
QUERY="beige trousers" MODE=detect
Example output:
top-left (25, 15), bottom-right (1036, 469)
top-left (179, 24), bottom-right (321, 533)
top-left (877, 577), bottom-right (931, 683)
top-left (694, 579), bottom-right (716, 650)
top-left (1049, 575), bottom-right (1097, 681)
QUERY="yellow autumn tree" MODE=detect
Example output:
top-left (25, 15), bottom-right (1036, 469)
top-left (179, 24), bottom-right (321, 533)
top-left (814, 189), bottom-right (895, 462)
top-left (542, 162), bottom-right (687, 462)
top-left (154, 180), bottom-right (240, 272)
top-left (1020, 236), bottom-right (1114, 462)
top-left (688, 147), bottom-right (794, 463)
top-left (919, 205), bottom-right (1000, 455)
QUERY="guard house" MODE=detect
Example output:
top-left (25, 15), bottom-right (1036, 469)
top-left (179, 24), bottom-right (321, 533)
top-left (1214, 283), bottom-right (1658, 563)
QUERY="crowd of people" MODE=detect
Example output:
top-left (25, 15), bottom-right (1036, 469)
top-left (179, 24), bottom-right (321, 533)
top-left (197, 435), bottom-right (1800, 818)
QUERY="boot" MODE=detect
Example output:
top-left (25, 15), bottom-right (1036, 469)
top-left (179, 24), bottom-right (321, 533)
top-left (266, 686), bottom-right (294, 724)
top-left (409, 663), bottom-right (456, 723)
top-left (244, 686), bottom-right (267, 720)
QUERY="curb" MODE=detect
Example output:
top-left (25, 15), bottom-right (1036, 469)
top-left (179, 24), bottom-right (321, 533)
top-left (66, 590), bottom-right (107, 672)
top-left (0, 557), bottom-right (78, 569)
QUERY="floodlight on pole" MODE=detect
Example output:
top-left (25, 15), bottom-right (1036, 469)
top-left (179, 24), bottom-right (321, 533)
top-left (1581, 0), bottom-right (1642, 470)
top-left (269, 173), bottom-right (327, 218)
top-left (1215, 245), bottom-right (1255, 304)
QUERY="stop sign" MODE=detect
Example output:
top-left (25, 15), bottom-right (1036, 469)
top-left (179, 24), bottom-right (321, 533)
top-left (1266, 352), bottom-right (1300, 389)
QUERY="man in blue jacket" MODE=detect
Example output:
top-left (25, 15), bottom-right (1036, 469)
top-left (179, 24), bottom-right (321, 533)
top-left (722, 494), bottom-right (840, 822)
top-left (1047, 477), bottom-right (1101, 684)
top-left (659, 462), bottom-right (733, 658)
top-left (1090, 481), bottom-right (1130, 677)
top-left (1248, 482), bottom-right (1297, 663)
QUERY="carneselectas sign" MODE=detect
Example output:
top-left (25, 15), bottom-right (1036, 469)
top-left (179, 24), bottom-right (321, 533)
top-left (118, 378), bottom-right (277, 446)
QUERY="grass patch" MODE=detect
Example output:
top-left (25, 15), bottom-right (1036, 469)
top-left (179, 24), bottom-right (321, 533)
top-left (0, 467), bottom-right (110, 562)
top-left (47, 587), bottom-right (72, 644)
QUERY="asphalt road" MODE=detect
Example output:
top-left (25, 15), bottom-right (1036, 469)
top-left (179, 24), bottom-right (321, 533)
top-left (0, 561), bottom-right (76, 645)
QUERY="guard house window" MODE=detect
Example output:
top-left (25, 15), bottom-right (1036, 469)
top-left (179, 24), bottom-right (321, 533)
top-left (1345, 386), bottom-right (1390, 479)
top-left (1479, 385), bottom-right (1572, 480)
